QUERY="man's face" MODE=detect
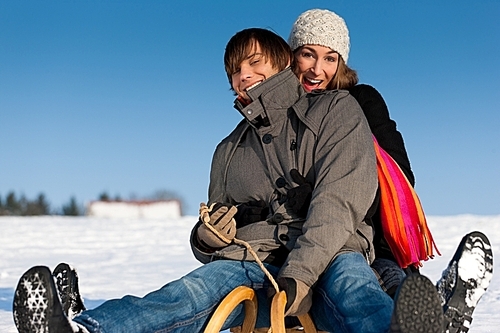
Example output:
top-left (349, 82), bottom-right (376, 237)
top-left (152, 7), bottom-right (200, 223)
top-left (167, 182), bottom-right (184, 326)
top-left (230, 42), bottom-right (280, 102)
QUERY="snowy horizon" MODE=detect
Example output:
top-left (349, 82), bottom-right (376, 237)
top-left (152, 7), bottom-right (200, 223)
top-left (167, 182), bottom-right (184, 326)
top-left (1, 214), bottom-right (498, 332)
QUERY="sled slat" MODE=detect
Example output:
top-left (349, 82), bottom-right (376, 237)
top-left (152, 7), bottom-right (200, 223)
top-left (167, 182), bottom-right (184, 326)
top-left (297, 313), bottom-right (318, 333)
top-left (270, 290), bottom-right (287, 333)
top-left (211, 287), bottom-right (321, 333)
top-left (205, 286), bottom-right (257, 333)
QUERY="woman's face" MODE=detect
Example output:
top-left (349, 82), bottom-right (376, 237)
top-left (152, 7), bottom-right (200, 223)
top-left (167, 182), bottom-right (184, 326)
top-left (294, 45), bottom-right (340, 92)
top-left (230, 42), bottom-right (280, 102)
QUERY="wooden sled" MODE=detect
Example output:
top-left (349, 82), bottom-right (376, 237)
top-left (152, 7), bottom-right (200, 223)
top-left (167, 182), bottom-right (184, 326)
top-left (204, 286), bottom-right (323, 333)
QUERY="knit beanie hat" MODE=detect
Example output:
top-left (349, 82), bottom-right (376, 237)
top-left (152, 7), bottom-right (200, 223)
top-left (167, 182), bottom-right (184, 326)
top-left (288, 9), bottom-right (350, 63)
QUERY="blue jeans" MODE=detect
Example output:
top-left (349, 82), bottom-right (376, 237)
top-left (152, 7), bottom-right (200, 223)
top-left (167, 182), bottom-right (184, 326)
top-left (311, 252), bottom-right (394, 333)
top-left (73, 253), bottom-right (393, 333)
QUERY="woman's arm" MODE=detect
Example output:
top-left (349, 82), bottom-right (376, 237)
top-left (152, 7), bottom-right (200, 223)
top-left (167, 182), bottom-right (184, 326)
top-left (349, 84), bottom-right (415, 185)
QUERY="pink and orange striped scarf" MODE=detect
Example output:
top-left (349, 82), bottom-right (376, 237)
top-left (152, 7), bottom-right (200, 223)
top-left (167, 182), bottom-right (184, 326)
top-left (373, 137), bottom-right (440, 269)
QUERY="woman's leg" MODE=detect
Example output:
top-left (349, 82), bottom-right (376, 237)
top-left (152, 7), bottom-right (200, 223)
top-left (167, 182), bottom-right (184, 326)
top-left (371, 257), bottom-right (406, 298)
top-left (311, 252), bottom-right (393, 333)
top-left (73, 260), bottom-right (279, 333)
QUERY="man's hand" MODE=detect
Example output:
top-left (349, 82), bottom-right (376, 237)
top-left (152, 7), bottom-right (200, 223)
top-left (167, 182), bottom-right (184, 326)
top-left (197, 202), bottom-right (237, 249)
top-left (287, 169), bottom-right (313, 217)
top-left (268, 277), bottom-right (313, 316)
top-left (234, 200), bottom-right (269, 227)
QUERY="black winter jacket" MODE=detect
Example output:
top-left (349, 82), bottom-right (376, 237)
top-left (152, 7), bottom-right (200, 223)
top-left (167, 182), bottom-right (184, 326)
top-left (349, 84), bottom-right (415, 262)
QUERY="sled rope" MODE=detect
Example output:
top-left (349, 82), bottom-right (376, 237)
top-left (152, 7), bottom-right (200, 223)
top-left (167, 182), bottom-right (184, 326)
top-left (200, 203), bottom-right (280, 295)
top-left (373, 137), bottom-right (440, 268)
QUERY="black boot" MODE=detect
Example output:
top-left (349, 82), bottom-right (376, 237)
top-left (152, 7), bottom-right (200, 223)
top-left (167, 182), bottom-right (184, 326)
top-left (437, 231), bottom-right (493, 333)
top-left (54, 263), bottom-right (86, 318)
top-left (390, 274), bottom-right (444, 333)
top-left (13, 266), bottom-right (77, 333)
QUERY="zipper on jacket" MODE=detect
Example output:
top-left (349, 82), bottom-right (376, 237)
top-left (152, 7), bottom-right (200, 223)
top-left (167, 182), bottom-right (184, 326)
top-left (290, 138), bottom-right (299, 171)
top-left (356, 229), bottom-right (372, 263)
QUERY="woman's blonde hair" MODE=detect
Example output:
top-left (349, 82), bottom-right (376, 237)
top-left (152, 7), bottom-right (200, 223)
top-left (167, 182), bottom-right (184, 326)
top-left (326, 55), bottom-right (358, 90)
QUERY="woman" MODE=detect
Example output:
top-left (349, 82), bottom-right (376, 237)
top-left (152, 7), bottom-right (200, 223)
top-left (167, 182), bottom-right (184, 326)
top-left (287, 8), bottom-right (417, 296)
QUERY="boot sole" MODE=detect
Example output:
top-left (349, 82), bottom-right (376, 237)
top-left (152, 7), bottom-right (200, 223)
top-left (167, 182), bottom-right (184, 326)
top-left (54, 263), bottom-right (86, 318)
top-left (391, 274), bottom-right (444, 333)
top-left (13, 266), bottom-right (73, 333)
top-left (439, 231), bottom-right (493, 333)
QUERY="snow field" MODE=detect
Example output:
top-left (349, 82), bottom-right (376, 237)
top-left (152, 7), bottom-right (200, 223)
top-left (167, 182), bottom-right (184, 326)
top-left (0, 215), bottom-right (498, 332)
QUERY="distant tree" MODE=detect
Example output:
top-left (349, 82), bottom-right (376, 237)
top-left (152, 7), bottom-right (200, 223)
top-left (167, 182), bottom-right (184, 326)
top-left (62, 197), bottom-right (81, 216)
top-left (5, 192), bottom-right (22, 215)
top-left (0, 195), bottom-right (6, 215)
top-left (24, 193), bottom-right (50, 216)
top-left (150, 189), bottom-right (178, 201)
top-left (19, 194), bottom-right (28, 214)
top-left (99, 192), bottom-right (110, 201)
top-left (36, 193), bottom-right (50, 214)
top-left (0, 192), bottom-right (52, 216)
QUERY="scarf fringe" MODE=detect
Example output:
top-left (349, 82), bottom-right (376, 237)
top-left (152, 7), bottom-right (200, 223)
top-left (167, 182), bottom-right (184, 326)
top-left (373, 137), bottom-right (440, 269)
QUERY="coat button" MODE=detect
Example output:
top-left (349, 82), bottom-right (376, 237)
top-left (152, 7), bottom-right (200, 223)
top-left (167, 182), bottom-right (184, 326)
top-left (273, 213), bottom-right (284, 223)
top-left (275, 177), bottom-right (286, 188)
top-left (262, 134), bottom-right (273, 144)
top-left (279, 234), bottom-right (289, 241)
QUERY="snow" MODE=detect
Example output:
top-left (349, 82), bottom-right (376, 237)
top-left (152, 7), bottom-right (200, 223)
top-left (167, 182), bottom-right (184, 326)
top-left (0, 215), bottom-right (499, 332)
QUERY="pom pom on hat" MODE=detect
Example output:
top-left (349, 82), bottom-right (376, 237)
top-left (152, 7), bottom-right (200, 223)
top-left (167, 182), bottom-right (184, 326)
top-left (288, 9), bottom-right (350, 63)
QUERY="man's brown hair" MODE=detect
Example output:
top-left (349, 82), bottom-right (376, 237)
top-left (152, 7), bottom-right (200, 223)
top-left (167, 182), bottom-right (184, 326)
top-left (224, 28), bottom-right (293, 86)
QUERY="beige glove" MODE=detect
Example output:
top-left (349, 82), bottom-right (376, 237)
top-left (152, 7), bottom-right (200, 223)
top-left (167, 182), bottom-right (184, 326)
top-left (197, 202), bottom-right (237, 249)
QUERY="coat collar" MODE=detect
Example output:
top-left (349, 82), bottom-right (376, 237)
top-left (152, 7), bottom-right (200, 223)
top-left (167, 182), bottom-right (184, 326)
top-left (233, 68), bottom-right (305, 128)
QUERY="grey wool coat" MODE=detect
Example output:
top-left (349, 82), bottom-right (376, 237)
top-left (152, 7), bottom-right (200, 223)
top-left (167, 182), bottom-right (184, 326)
top-left (191, 68), bottom-right (378, 287)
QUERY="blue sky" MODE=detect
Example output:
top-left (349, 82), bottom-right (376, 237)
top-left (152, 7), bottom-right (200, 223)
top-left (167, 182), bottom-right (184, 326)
top-left (1, 1), bottom-right (499, 216)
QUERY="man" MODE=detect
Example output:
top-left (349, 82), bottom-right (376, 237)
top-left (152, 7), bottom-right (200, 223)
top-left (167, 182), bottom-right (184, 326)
top-left (13, 28), bottom-right (444, 333)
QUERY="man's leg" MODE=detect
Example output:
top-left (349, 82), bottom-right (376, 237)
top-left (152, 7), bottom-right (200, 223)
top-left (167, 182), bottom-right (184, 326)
top-left (15, 260), bottom-right (278, 333)
top-left (72, 260), bottom-right (278, 332)
top-left (310, 252), bottom-right (394, 333)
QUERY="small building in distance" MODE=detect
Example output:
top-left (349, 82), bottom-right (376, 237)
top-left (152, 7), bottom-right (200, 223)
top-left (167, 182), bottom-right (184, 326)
top-left (86, 199), bottom-right (182, 219)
